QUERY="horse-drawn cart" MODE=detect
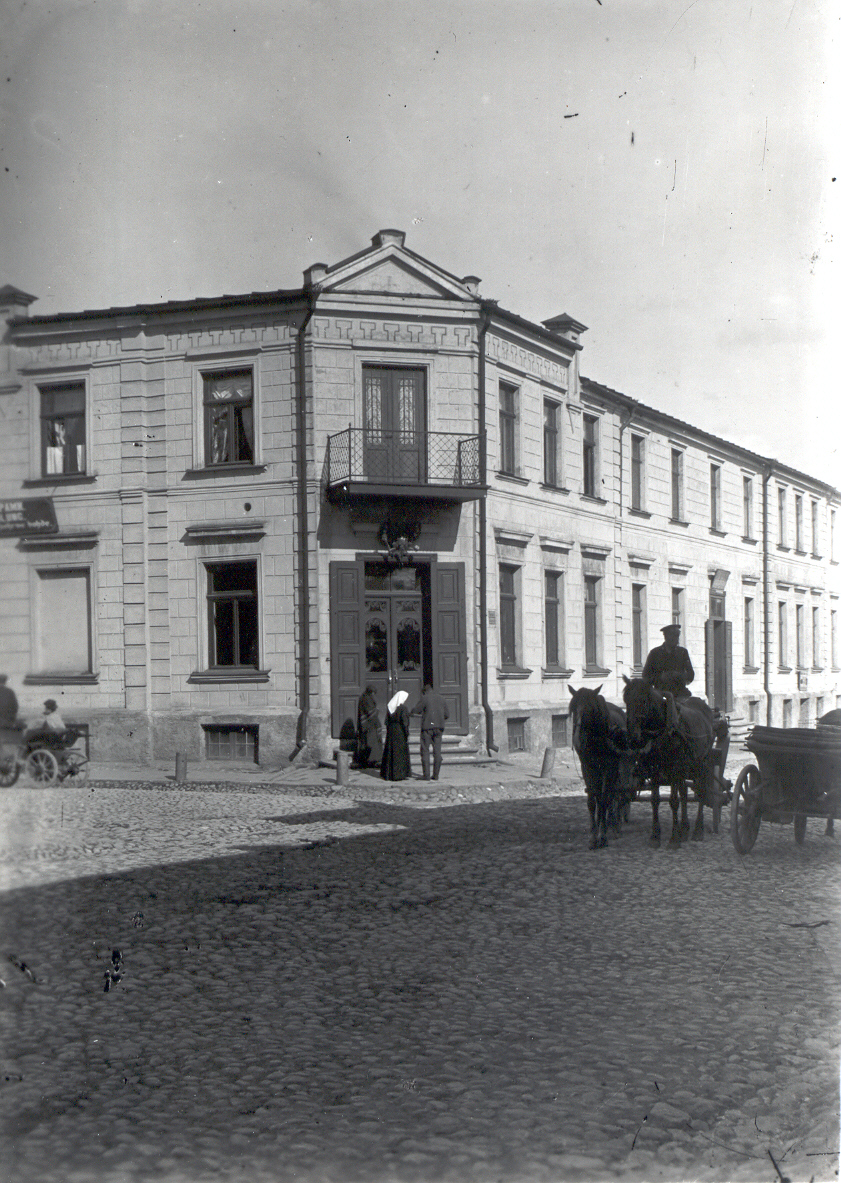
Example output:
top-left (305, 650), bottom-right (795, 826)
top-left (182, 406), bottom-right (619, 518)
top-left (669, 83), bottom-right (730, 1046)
top-left (0, 725), bottom-right (89, 788)
top-left (731, 724), bottom-right (841, 853)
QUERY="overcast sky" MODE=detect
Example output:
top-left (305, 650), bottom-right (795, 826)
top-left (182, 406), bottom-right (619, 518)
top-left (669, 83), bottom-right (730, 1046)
top-left (1, 0), bottom-right (838, 484)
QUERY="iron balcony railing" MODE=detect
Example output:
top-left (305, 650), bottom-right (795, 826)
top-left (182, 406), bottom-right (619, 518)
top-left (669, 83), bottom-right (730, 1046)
top-left (326, 428), bottom-right (482, 489)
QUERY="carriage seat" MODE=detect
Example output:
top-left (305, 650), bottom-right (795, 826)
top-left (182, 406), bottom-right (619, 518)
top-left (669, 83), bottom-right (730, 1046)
top-left (25, 728), bottom-right (81, 752)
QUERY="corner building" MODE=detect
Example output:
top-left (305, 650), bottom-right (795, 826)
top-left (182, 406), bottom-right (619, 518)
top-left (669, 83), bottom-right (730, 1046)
top-left (0, 233), bottom-right (838, 767)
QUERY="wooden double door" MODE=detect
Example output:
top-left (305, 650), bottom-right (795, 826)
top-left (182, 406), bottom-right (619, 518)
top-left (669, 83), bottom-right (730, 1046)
top-left (330, 558), bottom-right (467, 737)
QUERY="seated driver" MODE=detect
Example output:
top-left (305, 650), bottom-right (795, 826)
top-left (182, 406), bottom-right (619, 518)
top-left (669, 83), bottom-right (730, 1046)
top-left (642, 624), bottom-right (694, 701)
top-left (24, 698), bottom-right (67, 744)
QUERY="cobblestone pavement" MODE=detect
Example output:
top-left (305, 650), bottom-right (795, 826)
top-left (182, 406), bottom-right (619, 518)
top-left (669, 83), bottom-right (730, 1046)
top-left (0, 770), bottom-right (838, 1183)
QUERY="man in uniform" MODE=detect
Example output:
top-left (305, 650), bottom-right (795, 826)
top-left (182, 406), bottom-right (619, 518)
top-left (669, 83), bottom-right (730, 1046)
top-left (642, 624), bottom-right (694, 700)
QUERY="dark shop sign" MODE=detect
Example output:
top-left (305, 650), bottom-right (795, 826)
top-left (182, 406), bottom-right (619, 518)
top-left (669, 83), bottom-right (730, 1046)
top-left (0, 497), bottom-right (58, 536)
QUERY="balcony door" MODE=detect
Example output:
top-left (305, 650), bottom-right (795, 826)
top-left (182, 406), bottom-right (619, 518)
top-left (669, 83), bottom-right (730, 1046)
top-left (363, 366), bottom-right (425, 483)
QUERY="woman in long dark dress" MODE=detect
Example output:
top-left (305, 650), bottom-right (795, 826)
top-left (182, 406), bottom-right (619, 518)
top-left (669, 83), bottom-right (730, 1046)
top-left (355, 685), bottom-right (383, 769)
top-left (381, 690), bottom-right (412, 781)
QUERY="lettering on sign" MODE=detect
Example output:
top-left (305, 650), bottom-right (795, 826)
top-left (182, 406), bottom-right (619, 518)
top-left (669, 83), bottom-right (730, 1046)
top-left (0, 498), bottom-right (58, 536)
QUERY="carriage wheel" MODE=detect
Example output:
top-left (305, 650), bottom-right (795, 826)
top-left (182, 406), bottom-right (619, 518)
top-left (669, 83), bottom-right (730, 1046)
top-left (61, 751), bottom-right (89, 786)
top-left (25, 748), bottom-right (59, 786)
top-left (731, 764), bottom-right (762, 854)
top-left (793, 813), bottom-right (807, 845)
top-left (0, 752), bottom-right (20, 787)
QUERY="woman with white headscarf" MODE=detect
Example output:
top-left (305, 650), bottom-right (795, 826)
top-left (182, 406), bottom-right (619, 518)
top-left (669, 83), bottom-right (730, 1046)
top-left (380, 689), bottom-right (412, 781)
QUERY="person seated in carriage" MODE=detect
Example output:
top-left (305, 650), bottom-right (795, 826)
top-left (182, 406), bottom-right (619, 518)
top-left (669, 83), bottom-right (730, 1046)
top-left (0, 675), bottom-right (20, 731)
top-left (23, 699), bottom-right (67, 746)
top-left (642, 624), bottom-right (694, 700)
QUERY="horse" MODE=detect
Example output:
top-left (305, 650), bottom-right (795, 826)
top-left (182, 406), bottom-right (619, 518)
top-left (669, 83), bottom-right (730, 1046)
top-left (622, 675), bottom-right (716, 848)
top-left (568, 684), bottom-right (632, 849)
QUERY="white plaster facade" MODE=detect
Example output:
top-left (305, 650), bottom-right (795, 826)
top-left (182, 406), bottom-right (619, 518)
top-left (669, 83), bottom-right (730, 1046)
top-left (0, 233), bottom-right (837, 767)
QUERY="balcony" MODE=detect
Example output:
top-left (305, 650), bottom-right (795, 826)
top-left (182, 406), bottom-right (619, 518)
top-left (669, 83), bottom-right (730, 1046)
top-left (325, 428), bottom-right (485, 504)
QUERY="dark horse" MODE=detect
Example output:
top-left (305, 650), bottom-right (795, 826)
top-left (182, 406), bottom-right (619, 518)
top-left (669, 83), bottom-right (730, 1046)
top-left (622, 676), bottom-right (716, 848)
top-left (568, 685), bottom-right (632, 848)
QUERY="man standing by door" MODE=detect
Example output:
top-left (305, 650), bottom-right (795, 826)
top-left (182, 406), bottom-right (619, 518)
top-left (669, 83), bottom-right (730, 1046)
top-left (411, 683), bottom-right (449, 781)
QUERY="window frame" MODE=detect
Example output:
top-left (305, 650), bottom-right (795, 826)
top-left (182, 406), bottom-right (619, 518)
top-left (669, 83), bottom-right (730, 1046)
top-left (744, 596), bottom-right (755, 670)
top-left (710, 463), bottom-right (722, 531)
top-left (630, 433), bottom-right (645, 512)
top-left (743, 475), bottom-right (754, 540)
top-left (795, 602), bottom-right (805, 669)
top-left (811, 500), bottom-right (820, 556)
top-left (778, 600), bottom-right (789, 670)
top-left (543, 568), bottom-right (566, 670)
top-left (671, 587), bottom-right (684, 631)
top-left (35, 376), bottom-right (90, 480)
top-left (498, 381), bottom-right (519, 477)
top-left (583, 574), bottom-right (603, 670)
top-left (543, 398), bottom-right (563, 488)
top-left (670, 448), bottom-right (685, 522)
top-left (28, 563), bottom-right (97, 683)
top-left (631, 581), bottom-right (647, 670)
top-left (812, 604), bottom-right (821, 669)
top-left (498, 562), bottom-right (522, 669)
top-left (794, 493), bottom-right (804, 552)
top-left (191, 354), bottom-right (261, 471)
top-left (777, 486), bottom-right (787, 547)
top-left (582, 413), bottom-right (600, 498)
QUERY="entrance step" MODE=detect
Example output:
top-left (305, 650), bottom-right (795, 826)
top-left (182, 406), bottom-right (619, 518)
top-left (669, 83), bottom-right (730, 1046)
top-left (327, 735), bottom-right (497, 769)
top-left (727, 715), bottom-right (751, 748)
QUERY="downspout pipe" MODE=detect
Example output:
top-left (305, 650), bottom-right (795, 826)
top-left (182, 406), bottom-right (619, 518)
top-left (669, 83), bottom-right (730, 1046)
top-left (762, 464), bottom-right (773, 725)
top-left (477, 301), bottom-right (498, 754)
top-left (290, 288), bottom-right (318, 762)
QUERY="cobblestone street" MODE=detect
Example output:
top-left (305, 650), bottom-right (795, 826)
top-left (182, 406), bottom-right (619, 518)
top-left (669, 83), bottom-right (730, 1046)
top-left (1, 773), bottom-right (839, 1183)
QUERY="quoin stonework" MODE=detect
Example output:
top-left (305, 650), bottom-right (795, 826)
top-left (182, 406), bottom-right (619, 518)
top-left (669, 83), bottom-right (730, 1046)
top-left (0, 233), bottom-right (838, 768)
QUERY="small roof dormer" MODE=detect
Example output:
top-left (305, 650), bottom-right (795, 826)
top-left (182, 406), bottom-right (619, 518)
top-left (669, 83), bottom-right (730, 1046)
top-left (542, 313), bottom-right (588, 345)
top-left (0, 284), bottom-right (38, 322)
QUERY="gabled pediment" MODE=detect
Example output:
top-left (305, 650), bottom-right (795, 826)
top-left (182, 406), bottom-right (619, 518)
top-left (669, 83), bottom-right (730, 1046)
top-left (310, 231), bottom-right (477, 301)
top-left (329, 257), bottom-right (464, 298)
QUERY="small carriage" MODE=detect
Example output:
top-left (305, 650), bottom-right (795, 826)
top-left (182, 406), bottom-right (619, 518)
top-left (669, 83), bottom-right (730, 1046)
top-left (0, 725), bottom-right (89, 788)
top-left (731, 724), bottom-right (841, 853)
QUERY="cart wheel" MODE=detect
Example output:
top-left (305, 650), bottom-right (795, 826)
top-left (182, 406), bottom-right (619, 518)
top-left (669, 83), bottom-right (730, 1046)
top-left (61, 751), bottom-right (89, 786)
top-left (25, 748), bottom-right (59, 786)
top-left (0, 753), bottom-right (20, 787)
top-left (793, 813), bottom-right (807, 845)
top-left (731, 764), bottom-right (762, 854)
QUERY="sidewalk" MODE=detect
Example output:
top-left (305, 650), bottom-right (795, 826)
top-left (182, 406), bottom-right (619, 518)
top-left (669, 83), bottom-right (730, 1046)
top-left (83, 740), bottom-right (752, 805)
top-left (84, 747), bottom-right (588, 804)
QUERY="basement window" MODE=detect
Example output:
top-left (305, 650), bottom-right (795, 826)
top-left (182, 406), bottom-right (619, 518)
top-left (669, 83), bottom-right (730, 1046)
top-left (204, 724), bottom-right (259, 763)
top-left (507, 717), bottom-right (527, 752)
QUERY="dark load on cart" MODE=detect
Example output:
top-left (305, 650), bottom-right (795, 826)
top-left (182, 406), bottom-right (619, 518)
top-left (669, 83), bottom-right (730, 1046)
top-left (731, 723), bottom-right (841, 853)
top-left (0, 725), bottom-right (89, 788)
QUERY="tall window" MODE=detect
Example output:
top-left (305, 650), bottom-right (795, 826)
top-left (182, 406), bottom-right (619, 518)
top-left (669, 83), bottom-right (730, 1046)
top-left (630, 434), bottom-right (644, 510)
top-left (544, 570), bottom-right (565, 668)
top-left (499, 382), bottom-right (518, 476)
top-left (743, 476), bottom-right (754, 539)
top-left (206, 561), bottom-right (259, 668)
top-left (499, 564), bottom-right (519, 666)
top-left (204, 370), bottom-right (254, 466)
top-left (796, 603), bottom-right (805, 668)
top-left (710, 464), bottom-right (722, 530)
top-left (832, 608), bottom-right (839, 668)
top-left (35, 568), bottom-right (93, 674)
top-left (584, 575), bottom-right (601, 668)
top-left (811, 501), bottom-right (820, 555)
top-left (778, 601), bottom-right (788, 668)
top-left (812, 605), bottom-right (820, 667)
top-left (778, 487), bottom-right (787, 546)
top-left (582, 414), bottom-right (598, 497)
top-left (543, 400), bottom-right (561, 487)
top-left (831, 509), bottom-right (837, 562)
top-left (795, 494), bottom-right (804, 551)
top-left (744, 597), bottom-right (755, 668)
top-left (631, 583), bottom-right (647, 669)
top-left (671, 587), bottom-right (684, 630)
top-left (670, 449), bottom-right (684, 521)
top-left (40, 383), bottom-right (86, 476)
